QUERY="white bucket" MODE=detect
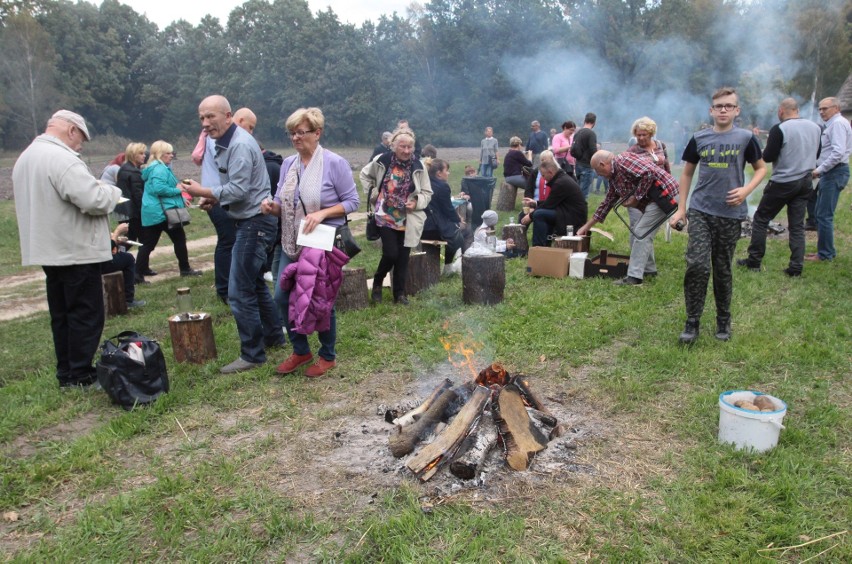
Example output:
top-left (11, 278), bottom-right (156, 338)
top-left (718, 390), bottom-right (787, 452)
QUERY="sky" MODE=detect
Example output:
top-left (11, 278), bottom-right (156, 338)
top-left (107, 0), bottom-right (412, 29)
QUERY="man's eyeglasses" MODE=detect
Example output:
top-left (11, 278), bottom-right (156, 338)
top-left (711, 104), bottom-right (738, 112)
top-left (289, 129), bottom-right (316, 138)
top-left (817, 106), bottom-right (833, 112)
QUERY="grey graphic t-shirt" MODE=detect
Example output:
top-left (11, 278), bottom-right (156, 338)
top-left (682, 127), bottom-right (762, 219)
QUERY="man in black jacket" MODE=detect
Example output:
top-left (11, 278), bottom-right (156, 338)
top-left (521, 153), bottom-right (587, 247)
top-left (570, 112), bottom-right (598, 200)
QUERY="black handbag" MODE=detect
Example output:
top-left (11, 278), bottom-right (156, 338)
top-left (334, 219), bottom-right (361, 258)
top-left (96, 331), bottom-right (169, 411)
top-left (365, 184), bottom-right (381, 241)
top-left (161, 201), bottom-right (190, 229)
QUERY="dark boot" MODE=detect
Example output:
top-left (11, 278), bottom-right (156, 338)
top-left (715, 316), bottom-right (732, 341)
top-left (371, 283), bottom-right (382, 303)
top-left (679, 318), bottom-right (700, 345)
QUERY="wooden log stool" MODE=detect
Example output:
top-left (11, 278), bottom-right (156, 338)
top-left (420, 239), bottom-right (447, 283)
top-left (102, 271), bottom-right (127, 317)
top-left (392, 251), bottom-right (436, 296)
top-left (502, 224), bottom-right (528, 256)
top-left (552, 233), bottom-right (591, 253)
top-left (168, 313), bottom-right (217, 364)
top-left (496, 182), bottom-right (519, 211)
top-left (462, 253), bottom-right (505, 305)
top-left (337, 267), bottom-right (369, 312)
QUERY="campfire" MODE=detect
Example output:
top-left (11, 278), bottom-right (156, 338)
top-left (384, 362), bottom-right (562, 482)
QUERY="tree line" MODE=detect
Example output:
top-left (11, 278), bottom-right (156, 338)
top-left (0, 0), bottom-right (849, 151)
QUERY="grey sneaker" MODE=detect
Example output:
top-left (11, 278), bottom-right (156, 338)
top-left (220, 357), bottom-right (264, 374)
top-left (127, 300), bottom-right (147, 308)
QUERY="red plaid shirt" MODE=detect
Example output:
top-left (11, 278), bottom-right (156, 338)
top-left (592, 151), bottom-right (679, 222)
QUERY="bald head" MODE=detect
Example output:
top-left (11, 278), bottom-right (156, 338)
top-left (233, 107), bottom-right (257, 134)
top-left (591, 150), bottom-right (614, 178)
top-left (777, 98), bottom-right (800, 121)
top-left (198, 95), bottom-right (233, 139)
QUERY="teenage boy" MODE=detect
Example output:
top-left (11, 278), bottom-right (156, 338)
top-left (669, 87), bottom-right (766, 344)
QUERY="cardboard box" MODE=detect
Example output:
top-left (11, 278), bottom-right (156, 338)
top-left (583, 250), bottom-right (629, 279)
top-left (527, 247), bottom-right (572, 278)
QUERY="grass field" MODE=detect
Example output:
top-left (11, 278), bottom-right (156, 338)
top-left (0, 157), bottom-right (849, 561)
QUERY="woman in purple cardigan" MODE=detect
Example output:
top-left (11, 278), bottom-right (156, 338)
top-left (261, 107), bottom-right (360, 378)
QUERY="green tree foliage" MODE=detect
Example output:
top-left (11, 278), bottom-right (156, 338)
top-left (0, 0), bottom-right (849, 150)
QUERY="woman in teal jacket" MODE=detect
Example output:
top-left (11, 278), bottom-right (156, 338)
top-left (134, 140), bottom-right (201, 281)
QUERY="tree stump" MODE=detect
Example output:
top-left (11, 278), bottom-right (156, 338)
top-left (420, 240), bottom-right (446, 286)
top-left (462, 253), bottom-right (505, 305)
top-left (168, 313), bottom-right (217, 364)
top-left (102, 271), bottom-right (127, 317)
top-left (496, 182), bottom-right (518, 211)
top-left (394, 251), bottom-right (438, 296)
top-left (502, 224), bottom-right (528, 256)
top-left (337, 267), bottom-right (369, 312)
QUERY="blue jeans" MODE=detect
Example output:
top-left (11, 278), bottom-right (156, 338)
top-left (479, 162), bottom-right (494, 177)
top-left (274, 252), bottom-right (337, 360)
top-left (575, 163), bottom-right (593, 200)
top-left (531, 208), bottom-right (557, 247)
top-left (815, 163), bottom-right (849, 260)
top-left (229, 214), bottom-right (283, 363)
top-left (207, 203), bottom-right (236, 299)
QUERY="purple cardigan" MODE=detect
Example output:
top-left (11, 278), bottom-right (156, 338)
top-left (275, 149), bottom-right (360, 227)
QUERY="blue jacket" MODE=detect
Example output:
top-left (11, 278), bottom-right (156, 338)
top-left (141, 161), bottom-right (186, 227)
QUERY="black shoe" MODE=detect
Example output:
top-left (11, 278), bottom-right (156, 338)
top-left (394, 295), bottom-right (410, 305)
top-left (736, 258), bottom-right (760, 272)
top-left (59, 375), bottom-right (99, 391)
top-left (180, 269), bottom-right (202, 277)
top-left (614, 276), bottom-right (642, 286)
top-left (679, 318), bottom-right (700, 345)
top-left (783, 267), bottom-right (802, 277)
top-left (371, 286), bottom-right (382, 303)
top-left (140, 269), bottom-right (158, 276)
top-left (715, 316), bottom-right (732, 341)
top-left (218, 294), bottom-right (229, 306)
top-left (804, 221), bottom-right (817, 231)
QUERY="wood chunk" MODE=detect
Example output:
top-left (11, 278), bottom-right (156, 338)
top-left (475, 362), bottom-right (510, 387)
top-left (492, 384), bottom-right (548, 470)
top-left (168, 314), bottom-right (217, 364)
top-left (449, 412), bottom-right (499, 480)
top-left (388, 387), bottom-right (457, 458)
top-left (392, 378), bottom-right (453, 428)
top-left (514, 375), bottom-right (563, 438)
top-left (336, 267), bottom-right (369, 312)
top-left (407, 386), bottom-right (491, 480)
top-left (496, 182), bottom-right (518, 211)
top-left (102, 271), bottom-right (127, 317)
top-left (502, 224), bottom-right (528, 256)
top-left (462, 253), bottom-right (505, 305)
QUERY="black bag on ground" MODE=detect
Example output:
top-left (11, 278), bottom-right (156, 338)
top-left (96, 331), bottom-right (169, 410)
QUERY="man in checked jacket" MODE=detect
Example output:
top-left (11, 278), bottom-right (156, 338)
top-left (576, 150), bottom-right (679, 286)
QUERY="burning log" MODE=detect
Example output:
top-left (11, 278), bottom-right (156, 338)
top-left (493, 384), bottom-right (548, 470)
top-left (389, 387), bottom-right (458, 458)
top-left (449, 412), bottom-right (499, 480)
top-left (476, 362), bottom-right (511, 388)
top-left (514, 375), bottom-right (563, 438)
top-left (406, 386), bottom-right (491, 481)
top-left (392, 378), bottom-right (453, 428)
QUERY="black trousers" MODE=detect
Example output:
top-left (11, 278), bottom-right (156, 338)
top-left (43, 263), bottom-right (104, 385)
top-left (101, 252), bottom-right (137, 302)
top-left (373, 226), bottom-right (411, 298)
top-left (745, 175), bottom-right (811, 272)
top-left (135, 221), bottom-right (191, 275)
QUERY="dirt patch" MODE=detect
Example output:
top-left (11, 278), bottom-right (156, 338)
top-left (4, 411), bottom-right (114, 459)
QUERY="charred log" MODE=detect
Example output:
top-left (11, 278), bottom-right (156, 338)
top-left (389, 387), bottom-right (458, 458)
top-left (493, 384), bottom-right (548, 470)
top-left (513, 375), bottom-right (563, 438)
top-left (392, 378), bottom-right (453, 428)
top-left (476, 362), bottom-right (511, 388)
top-left (406, 386), bottom-right (491, 481)
top-left (449, 411), bottom-right (499, 480)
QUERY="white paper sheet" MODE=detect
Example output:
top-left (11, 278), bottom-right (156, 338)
top-left (296, 220), bottom-right (335, 251)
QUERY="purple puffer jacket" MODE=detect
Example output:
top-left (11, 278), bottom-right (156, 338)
top-left (280, 246), bottom-right (350, 334)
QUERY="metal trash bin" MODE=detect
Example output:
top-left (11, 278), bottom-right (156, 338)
top-left (461, 176), bottom-right (497, 228)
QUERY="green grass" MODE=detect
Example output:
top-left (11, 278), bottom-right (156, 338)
top-left (0, 158), bottom-right (850, 561)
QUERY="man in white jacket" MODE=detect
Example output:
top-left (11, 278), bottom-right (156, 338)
top-left (13, 110), bottom-right (122, 389)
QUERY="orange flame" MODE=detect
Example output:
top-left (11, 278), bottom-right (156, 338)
top-left (439, 321), bottom-right (481, 381)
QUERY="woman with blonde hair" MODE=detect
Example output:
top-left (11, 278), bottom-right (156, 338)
top-left (135, 140), bottom-right (201, 281)
top-left (116, 142), bottom-right (147, 252)
top-left (262, 107), bottom-right (360, 377)
top-left (360, 128), bottom-right (432, 304)
top-left (502, 136), bottom-right (532, 189)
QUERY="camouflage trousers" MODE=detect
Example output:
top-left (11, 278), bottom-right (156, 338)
top-left (683, 209), bottom-right (741, 320)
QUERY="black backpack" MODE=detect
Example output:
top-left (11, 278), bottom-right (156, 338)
top-left (96, 331), bottom-right (169, 410)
